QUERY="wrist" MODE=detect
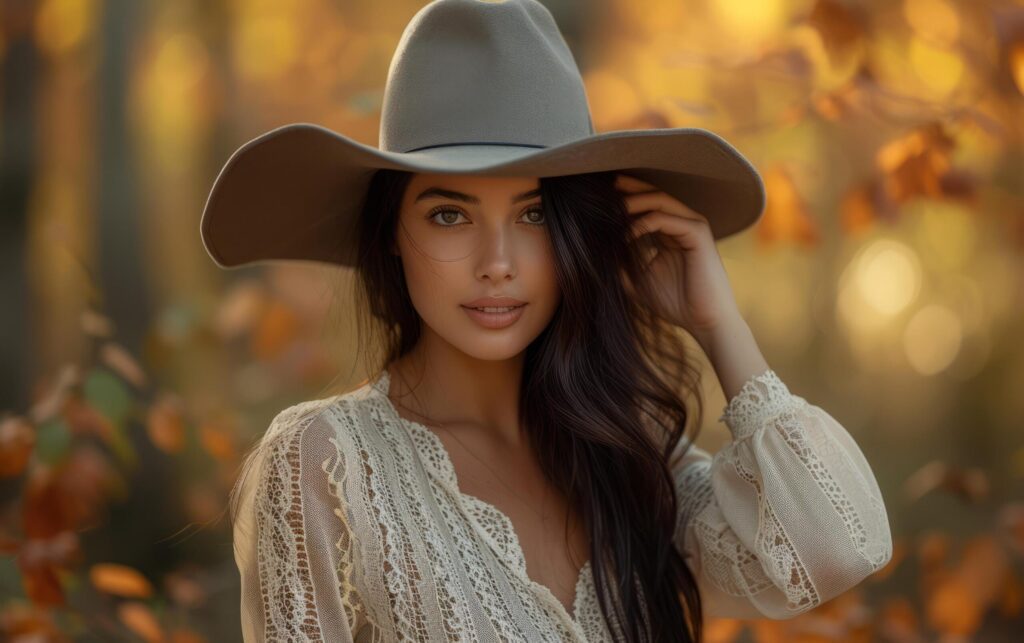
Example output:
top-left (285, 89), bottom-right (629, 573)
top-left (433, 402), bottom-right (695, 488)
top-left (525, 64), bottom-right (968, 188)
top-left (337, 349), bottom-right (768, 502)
top-left (695, 313), bottom-right (749, 358)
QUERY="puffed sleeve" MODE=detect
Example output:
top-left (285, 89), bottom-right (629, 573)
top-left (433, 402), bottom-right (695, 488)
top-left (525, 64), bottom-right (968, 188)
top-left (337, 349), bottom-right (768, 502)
top-left (230, 402), bottom-right (365, 642)
top-left (670, 368), bottom-right (893, 620)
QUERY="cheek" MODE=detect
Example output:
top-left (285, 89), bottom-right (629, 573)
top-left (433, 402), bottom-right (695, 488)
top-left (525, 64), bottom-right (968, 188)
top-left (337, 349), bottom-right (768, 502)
top-left (401, 254), bottom-right (457, 306)
top-left (527, 239), bottom-right (561, 297)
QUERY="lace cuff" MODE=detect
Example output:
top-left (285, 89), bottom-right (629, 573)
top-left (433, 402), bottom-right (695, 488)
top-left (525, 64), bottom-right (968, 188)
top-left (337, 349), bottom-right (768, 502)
top-left (717, 368), bottom-right (801, 441)
top-left (674, 373), bottom-right (894, 620)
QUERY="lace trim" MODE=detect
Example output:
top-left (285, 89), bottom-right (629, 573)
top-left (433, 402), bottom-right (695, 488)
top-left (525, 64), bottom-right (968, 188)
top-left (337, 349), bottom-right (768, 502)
top-left (718, 369), bottom-right (796, 441)
top-left (368, 368), bottom-right (596, 640)
top-left (675, 457), bottom-right (779, 600)
top-left (254, 403), bottom-right (339, 641)
top-left (770, 406), bottom-right (893, 571)
top-left (674, 460), bottom-right (713, 538)
top-left (324, 434), bottom-right (371, 637)
top-left (733, 455), bottom-right (820, 612)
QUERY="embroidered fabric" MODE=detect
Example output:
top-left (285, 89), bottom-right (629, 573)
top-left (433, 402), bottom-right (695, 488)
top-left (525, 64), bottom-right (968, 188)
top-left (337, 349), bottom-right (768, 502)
top-left (230, 367), bottom-right (893, 641)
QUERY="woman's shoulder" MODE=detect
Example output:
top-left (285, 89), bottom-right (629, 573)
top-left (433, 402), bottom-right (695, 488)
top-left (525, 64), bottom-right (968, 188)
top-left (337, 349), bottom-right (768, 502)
top-left (259, 375), bottom-right (386, 451)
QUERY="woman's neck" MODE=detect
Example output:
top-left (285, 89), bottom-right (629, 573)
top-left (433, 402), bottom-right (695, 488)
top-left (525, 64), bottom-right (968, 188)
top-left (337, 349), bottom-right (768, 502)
top-left (386, 344), bottom-right (527, 449)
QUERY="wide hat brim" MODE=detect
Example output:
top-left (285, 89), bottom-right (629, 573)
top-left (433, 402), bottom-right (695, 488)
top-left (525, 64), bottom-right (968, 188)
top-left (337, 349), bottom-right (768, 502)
top-left (200, 122), bottom-right (766, 270)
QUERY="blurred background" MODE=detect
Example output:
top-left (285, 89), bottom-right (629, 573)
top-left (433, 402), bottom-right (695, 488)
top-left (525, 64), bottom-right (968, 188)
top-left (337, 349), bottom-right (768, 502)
top-left (2, 0), bottom-right (1023, 640)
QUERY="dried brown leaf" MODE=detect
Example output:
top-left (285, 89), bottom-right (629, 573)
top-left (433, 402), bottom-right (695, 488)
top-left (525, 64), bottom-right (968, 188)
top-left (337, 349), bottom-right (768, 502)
top-left (79, 309), bottom-right (115, 338)
top-left (0, 416), bottom-right (36, 477)
top-left (214, 280), bottom-right (266, 339)
top-left (99, 342), bottom-right (149, 389)
top-left (28, 364), bottom-right (81, 425)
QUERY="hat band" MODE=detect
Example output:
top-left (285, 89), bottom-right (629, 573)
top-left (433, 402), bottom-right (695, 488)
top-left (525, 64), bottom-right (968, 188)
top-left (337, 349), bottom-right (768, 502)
top-left (404, 141), bottom-right (549, 153)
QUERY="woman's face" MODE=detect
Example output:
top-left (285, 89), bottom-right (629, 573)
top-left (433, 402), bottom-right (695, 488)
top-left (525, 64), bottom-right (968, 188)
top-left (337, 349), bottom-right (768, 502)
top-left (394, 172), bottom-right (561, 360)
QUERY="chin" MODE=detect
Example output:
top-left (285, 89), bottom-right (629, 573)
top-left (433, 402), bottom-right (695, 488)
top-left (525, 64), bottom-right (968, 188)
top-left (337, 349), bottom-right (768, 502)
top-left (439, 318), bottom-right (537, 359)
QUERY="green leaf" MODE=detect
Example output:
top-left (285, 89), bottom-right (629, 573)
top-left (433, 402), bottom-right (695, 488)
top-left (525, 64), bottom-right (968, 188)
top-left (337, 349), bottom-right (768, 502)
top-left (83, 367), bottom-right (133, 425)
top-left (35, 418), bottom-right (72, 465)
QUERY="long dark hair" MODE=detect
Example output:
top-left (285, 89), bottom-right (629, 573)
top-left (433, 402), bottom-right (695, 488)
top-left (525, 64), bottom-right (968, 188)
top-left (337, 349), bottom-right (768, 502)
top-left (345, 167), bottom-right (707, 642)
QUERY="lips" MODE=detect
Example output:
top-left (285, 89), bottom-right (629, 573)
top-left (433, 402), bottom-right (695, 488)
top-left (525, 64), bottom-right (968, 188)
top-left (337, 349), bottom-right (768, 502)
top-left (462, 303), bottom-right (527, 329)
top-left (462, 296), bottom-right (527, 308)
top-left (463, 304), bottom-right (524, 312)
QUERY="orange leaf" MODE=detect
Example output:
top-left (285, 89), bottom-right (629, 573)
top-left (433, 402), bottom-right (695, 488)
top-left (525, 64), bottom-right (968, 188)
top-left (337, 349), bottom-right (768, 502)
top-left (879, 596), bottom-right (920, 640)
top-left (926, 575), bottom-right (980, 636)
top-left (251, 300), bottom-right (301, 359)
top-left (703, 616), bottom-right (744, 643)
top-left (839, 182), bottom-right (881, 236)
top-left (997, 567), bottom-right (1023, 619)
top-left (756, 166), bottom-right (821, 248)
top-left (147, 396), bottom-right (187, 454)
top-left (169, 628), bottom-right (208, 643)
top-left (90, 563), bottom-right (154, 598)
top-left (957, 536), bottom-right (1010, 606)
top-left (806, 0), bottom-right (866, 58)
top-left (118, 601), bottom-right (164, 643)
top-left (876, 123), bottom-right (956, 205)
top-left (198, 421), bottom-right (235, 462)
top-left (927, 536), bottom-right (1009, 635)
top-left (1010, 38), bottom-right (1024, 96)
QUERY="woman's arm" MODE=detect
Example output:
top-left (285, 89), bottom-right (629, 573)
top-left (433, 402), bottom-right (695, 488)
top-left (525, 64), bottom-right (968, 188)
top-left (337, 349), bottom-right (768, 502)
top-left (671, 368), bottom-right (893, 620)
top-left (231, 405), bottom-right (363, 642)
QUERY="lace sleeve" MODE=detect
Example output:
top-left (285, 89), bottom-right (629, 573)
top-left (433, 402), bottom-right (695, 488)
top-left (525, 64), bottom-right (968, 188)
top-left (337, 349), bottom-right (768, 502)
top-left (230, 402), bottom-right (364, 642)
top-left (671, 369), bottom-right (893, 620)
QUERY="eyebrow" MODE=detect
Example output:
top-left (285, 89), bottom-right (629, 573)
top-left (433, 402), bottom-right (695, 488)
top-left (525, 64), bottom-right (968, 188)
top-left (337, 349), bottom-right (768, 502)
top-left (414, 186), bottom-right (541, 205)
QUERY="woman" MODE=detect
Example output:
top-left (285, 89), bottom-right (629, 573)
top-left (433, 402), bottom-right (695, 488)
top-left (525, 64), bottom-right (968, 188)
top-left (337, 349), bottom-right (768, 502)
top-left (205, 1), bottom-right (893, 641)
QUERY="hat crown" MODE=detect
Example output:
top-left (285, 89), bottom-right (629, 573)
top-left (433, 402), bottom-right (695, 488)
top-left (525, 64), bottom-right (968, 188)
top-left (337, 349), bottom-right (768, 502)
top-left (379, 0), bottom-right (594, 154)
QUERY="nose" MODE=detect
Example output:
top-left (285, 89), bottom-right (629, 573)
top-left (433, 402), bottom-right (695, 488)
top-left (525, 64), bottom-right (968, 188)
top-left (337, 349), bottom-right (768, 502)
top-left (474, 224), bottom-right (517, 280)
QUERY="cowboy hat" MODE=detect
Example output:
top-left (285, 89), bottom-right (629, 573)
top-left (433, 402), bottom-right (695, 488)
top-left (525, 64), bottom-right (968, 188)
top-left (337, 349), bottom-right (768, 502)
top-left (200, 0), bottom-right (766, 270)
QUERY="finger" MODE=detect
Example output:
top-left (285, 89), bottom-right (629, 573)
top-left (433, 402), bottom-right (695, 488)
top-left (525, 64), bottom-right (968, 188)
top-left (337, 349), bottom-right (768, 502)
top-left (630, 210), bottom-right (706, 248)
top-left (623, 191), bottom-right (709, 224)
top-left (614, 173), bottom-right (660, 194)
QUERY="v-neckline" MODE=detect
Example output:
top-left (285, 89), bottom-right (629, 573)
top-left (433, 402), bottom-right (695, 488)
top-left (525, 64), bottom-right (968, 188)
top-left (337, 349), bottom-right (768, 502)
top-left (368, 367), bottom-right (592, 633)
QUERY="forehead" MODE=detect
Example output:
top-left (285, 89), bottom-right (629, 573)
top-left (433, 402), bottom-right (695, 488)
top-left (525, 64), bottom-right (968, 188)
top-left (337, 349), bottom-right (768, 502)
top-left (404, 173), bottom-right (540, 202)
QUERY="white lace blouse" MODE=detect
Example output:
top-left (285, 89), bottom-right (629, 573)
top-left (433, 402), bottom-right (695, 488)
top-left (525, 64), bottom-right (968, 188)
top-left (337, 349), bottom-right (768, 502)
top-left (230, 367), bottom-right (893, 642)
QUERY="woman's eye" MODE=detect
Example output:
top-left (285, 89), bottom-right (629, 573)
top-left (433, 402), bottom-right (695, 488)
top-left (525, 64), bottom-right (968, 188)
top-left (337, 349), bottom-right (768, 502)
top-left (426, 206), bottom-right (546, 227)
top-left (523, 207), bottom-right (546, 225)
top-left (427, 208), bottom-right (468, 226)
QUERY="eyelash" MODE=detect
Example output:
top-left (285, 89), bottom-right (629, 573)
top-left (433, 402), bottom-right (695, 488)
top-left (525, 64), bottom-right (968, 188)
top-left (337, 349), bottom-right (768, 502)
top-left (425, 205), bottom-right (547, 227)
